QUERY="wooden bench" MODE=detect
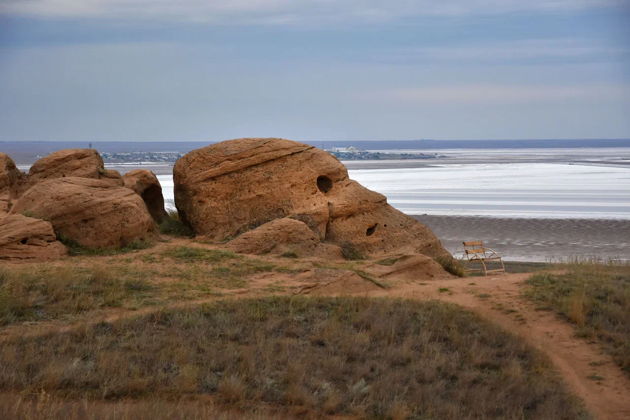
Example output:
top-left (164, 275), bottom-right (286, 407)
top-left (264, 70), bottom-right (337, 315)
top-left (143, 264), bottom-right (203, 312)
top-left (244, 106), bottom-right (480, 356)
top-left (461, 241), bottom-right (505, 276)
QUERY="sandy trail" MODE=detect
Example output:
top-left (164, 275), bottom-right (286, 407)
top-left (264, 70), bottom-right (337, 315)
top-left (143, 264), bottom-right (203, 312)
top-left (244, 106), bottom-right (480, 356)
top-left (1, 268), bottom-right (629, 420)
top-left (363, 273), bottom-right (630, 420)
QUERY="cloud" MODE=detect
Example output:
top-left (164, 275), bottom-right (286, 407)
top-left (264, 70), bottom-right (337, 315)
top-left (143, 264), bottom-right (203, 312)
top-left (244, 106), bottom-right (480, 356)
top-left (377, 83), bottom-right (630, 105)
top-left (0, 0), bottom-right (626, 24)
top-left (376, 39), bottom-right (630, 66)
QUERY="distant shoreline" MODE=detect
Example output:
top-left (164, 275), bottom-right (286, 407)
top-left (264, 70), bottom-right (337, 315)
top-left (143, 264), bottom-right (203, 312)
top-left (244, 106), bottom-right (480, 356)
top-left (4, 138), bottom-right (630, 164)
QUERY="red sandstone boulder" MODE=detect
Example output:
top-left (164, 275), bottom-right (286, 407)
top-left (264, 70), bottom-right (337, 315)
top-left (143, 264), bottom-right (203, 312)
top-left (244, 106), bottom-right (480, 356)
top-left (0, 214), bottom-right (67, 260)
top-left (0, 153), bottom-right (25, 214)
top-left (27, 149), bottom-right (122, 186)
top-left (174, 138), bottom-right (449, 259)
top-left (123, 169), bottom-right (168, 223)
top-left (11, 177), bottom-right (156, 249)
top-left (225, 217), bottom-right (342, 258)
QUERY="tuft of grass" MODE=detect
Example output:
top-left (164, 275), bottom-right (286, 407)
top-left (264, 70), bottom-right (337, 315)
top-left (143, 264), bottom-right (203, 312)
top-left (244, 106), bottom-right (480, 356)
top-left (375, 256), bottom-right (402, 266)
top-left (524, 262), bottom-right (630, 376)
top-left (352, 269), bottom-right (388, 289)
top-left (435, 255), bottom-right (465, 277)
top-left (340, 242), bottom-right (364, 261)
top-left (162, 246), bottom-right (238, 263)
top-left (58, 235), bottom-right (153, 256)
top-left (0, 297), bottom-right (588, 419)
top-left (280, 251), bottom-right (298, 259)
top-left (503, 261), bottom-right (553, 273)
top-left (159, 210), bottom-right (194, 237)
top-left (209, 260), bottom-right (276, 289)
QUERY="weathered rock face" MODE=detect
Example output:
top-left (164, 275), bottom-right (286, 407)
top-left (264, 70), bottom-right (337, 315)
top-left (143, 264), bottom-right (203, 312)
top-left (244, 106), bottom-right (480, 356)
top-left (123, 169), bottom-right (168, 223)
top-left (174, 138), bottom-right (343, 241)
top-left (0, 153), bottom-right (25, 214)
top-left (0, 214), bottom-right (67, 260)
top-left (27, 149), bottom-right (122, 186)
top-left (226, 217), bottom-right (342, 258)
top-left (11, 177), bottom-right (156, 249)
top-left (226, 218), bottom-right (319, 255)
top-left (174, 138), bottom-right (449, 258)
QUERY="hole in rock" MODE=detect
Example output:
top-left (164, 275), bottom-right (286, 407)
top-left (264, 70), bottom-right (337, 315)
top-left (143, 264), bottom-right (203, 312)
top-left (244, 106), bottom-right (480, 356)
top-left (366, 224), bottom-right (378, 236)
top-left (316, 176), bottom-right (333, 193)
top-left (20, 238), bottom-right (28, 244)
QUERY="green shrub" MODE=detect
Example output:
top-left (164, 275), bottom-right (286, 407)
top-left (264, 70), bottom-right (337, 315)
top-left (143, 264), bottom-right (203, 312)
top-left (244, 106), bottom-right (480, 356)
top-left (435, 255), bottom-right (465, 277)
top-left (159, 210), bottom-right (194, 237)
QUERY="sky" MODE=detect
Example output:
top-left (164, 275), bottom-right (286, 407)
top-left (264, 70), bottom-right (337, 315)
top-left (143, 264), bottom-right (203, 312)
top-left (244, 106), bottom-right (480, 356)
top-left (0, 0), bottom-right (629, 142)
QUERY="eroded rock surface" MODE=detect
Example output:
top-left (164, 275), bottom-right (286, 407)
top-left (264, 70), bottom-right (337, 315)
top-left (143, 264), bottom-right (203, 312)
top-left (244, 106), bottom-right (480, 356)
top-left (27, 149), bottom-right (122, 186)
top-left (366, 254), bottom-right (452, 281)
top-left (0, 214), bottom-right (67, 260)
top-left (0, 153), bottom-right (25, 214)
top-left (226, 217), bottom-right (342, 258)
top-left (174, 138), bottom-right (449, 259)
top-left (11, 177), bottom-right (156, 249)
top-left (123, 169), bottom-right (168, 223)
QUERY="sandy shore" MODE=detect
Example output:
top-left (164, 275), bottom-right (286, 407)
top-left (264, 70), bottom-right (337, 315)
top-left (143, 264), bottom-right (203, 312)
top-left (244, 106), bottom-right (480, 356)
top-left (413, 215), bottom-right (630, 262)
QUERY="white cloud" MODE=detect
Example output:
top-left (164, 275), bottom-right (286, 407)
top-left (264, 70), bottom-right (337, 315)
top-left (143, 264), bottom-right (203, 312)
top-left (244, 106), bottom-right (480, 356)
top-left (378, 84), bottom-right (630, 105)
top-left (0, 0), bottom-right (626, 24)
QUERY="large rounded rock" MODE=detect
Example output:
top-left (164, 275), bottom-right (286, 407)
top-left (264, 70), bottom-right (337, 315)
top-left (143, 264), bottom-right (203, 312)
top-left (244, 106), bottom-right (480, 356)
top-left (11, 177), bottom-right (156, 249)
top-left (174, 138), bottom-right (449, 258)
top-left (123, 169), bottom-right (168, 223)
top-left (0, 153), bottom-right (25, 214)
top-left (0, 214), bottom-right (67, 260)
top-left (27, 149), bottom-right (122, 186)
top-left (174, 138), bottom-right (343, 240)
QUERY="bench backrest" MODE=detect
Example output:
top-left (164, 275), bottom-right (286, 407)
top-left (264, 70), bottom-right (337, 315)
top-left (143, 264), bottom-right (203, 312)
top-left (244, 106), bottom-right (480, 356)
top-left (463, 241), bottom-right (486, 255)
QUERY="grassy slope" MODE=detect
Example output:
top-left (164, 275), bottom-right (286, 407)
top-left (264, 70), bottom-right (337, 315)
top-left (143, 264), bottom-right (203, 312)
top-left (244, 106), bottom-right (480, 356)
top-left (0, 246), bottom-right (285, 325)
top-left (0, 297), bottom-right (587, 419)
top-left (524, 262), bottom-right (630, 376)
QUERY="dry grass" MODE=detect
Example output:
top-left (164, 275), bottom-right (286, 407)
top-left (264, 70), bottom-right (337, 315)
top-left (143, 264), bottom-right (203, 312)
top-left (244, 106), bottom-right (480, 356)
top-left (58, 236), bottom-right (154, 256)
top-left (0, 265), bottom-right (154, 325)
top-left (0, 247), bottom-right (285, 326)
top-left (0, 297), bottom-right (587, 419)
top-left (0, 392), bottom-right (279, 420)
top-left (525, 261), bottom-right (630, 376)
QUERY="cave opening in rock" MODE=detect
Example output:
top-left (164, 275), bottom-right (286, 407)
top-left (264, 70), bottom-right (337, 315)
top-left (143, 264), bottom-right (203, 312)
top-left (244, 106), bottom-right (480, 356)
top-left (366, 224), bottom-right (378, 236)
top-left (316, 175), bottom-right (333, 193)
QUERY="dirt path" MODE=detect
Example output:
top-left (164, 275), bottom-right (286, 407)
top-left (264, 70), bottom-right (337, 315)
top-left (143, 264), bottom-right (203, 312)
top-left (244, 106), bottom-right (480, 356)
top-left (363, 273), bottom-right (630, 420)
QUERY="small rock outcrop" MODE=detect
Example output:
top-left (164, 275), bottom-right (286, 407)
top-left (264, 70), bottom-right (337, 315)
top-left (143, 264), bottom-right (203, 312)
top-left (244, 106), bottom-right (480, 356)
top-left (11, 177), bottom-right (156, 249)
top-left (0, 214), bottom-right (67, 260)
top-left (123, 169), bottom-right (168, 223)
top-left (226, 217), bottom-right (342, 258)
top-left (27, 149), bottom-right (122, 186)
top-left (174, 138), bottom-right (449, 259)
top-left (366, 254), bottom-right (451, 281)
top-left (0, 153), bottom-right (25, 214)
